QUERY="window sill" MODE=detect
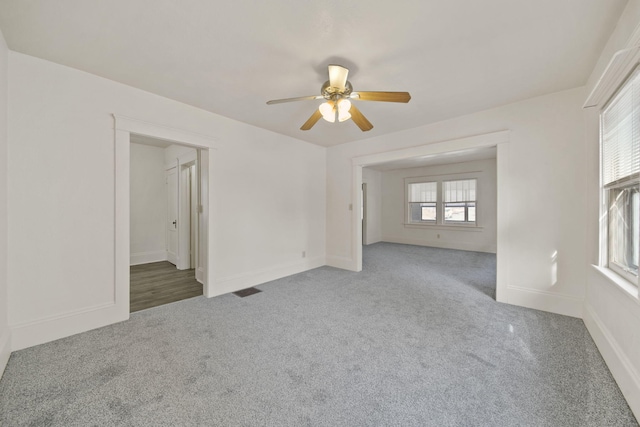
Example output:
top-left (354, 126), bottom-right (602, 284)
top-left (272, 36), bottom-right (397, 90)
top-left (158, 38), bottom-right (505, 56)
top-left (403, 223), bottom-right (484, 232)
top-left (591, 265), bottom-right (640, 304)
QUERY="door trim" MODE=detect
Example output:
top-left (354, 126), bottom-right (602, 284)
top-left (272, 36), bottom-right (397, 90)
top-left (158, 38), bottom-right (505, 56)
top-left (166, 166), bottom-right (178, 266)
top-left (114, 115), bottom-right (217, 322)
top-left (177, 154), bottom-right (197, 271)
top-left (350, 130), bottom-right (510, 303)
top-left (362, 183), bottom-right (367, 246)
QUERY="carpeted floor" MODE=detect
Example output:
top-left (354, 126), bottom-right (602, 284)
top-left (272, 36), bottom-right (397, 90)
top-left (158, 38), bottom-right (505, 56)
top-left (0, 243), bottom-right (637, 426)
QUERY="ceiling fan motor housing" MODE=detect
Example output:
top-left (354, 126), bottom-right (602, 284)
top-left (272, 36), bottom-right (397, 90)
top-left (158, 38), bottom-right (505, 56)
top-left (322, 80), bottom-right (353, 100)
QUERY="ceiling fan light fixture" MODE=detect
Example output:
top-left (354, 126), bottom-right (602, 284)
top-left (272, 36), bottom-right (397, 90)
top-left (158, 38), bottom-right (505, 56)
top-left (266, 64), bottom-right (411, 131)
top-left (337, 99), bottom-right (351, 122)
top-left (319, 101), bottom-right (336, 123)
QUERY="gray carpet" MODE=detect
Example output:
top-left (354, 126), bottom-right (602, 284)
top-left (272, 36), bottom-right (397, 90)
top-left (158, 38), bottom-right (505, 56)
top-left (0, 242), bottom-right (637, 426)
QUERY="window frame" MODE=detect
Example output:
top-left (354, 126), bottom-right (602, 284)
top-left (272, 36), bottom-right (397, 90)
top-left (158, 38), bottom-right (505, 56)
top-left (599, 66), bottom-right (640, 289)
top-left (407, 181), bottom-right (438, 224)
top-left (442, 179), bottom-right (478, 225)
top-left (405, 174), bottom-right (480, 228)
top-left (605, 178), bottom-right (639, 284)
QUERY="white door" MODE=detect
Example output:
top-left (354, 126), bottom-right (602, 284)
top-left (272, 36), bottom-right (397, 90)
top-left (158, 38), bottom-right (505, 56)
top-left (167, 167), bottom-right (178, 265)
top-left (177, 159), bottom-right (196, 271)
top-left (362, 183), bottom-right (367, 245)
top-left (189, 164), bottom-right (197, 268)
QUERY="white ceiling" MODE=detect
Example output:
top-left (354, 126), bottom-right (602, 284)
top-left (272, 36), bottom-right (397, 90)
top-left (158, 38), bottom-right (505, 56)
top-left (0, 0), bottom-right (628, 147)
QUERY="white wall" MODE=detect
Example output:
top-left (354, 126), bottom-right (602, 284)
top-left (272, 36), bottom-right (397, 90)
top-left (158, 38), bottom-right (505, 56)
top-left (0, 28), bottom-right (10, 377)
top-left (7, 51), bottom-right (326, 350)
top-left (327, 86), bottom-right (587, 318)
top-left (164, 144), bottom-right (196, 167)
top-left (380, 158), bottom-right (497, 253)
top-left (582, 0), bottom-right (640, 419)
top-left (362, 168), bottom-right (382, 244)
top-left (130, 142), bottom-right (167, 265)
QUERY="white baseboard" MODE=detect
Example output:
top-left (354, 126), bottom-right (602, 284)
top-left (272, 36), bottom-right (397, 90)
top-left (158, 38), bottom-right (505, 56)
top-left (505, 285), bottom-right (583, 318)
top-left (211, 256), bottom-right (325, 297)
top-left (196, 267), bottom-right (205, 284)
top-left (584, 303), bottom-right (640, 420)
top-left (0, 327), bottom-right (11, 379)
top-left (326, 255), bottom-right (356, 271)
top-left (10, 302), bottom-right (128, 351)
top-left (364, 235), bottom-right (382, 245)
top-left (167, 251), bottom-right (177, 265)
top-left (130, 250), bottom-right (167, 266)
top-left (381, 235), bottom-right (496, 254)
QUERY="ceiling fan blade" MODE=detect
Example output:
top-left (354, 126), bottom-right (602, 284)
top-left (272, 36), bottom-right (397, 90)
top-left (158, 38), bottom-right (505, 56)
top-left (267, 95), bottom-right (323, 105)
top-left (328, 65), bottom-right (349, 91)
top-left (300, 110), bottom-right (323, 131)
top-left (349, 104), bottom-right (373, 132)
top-left (351, 91), bottom-right (411, 103)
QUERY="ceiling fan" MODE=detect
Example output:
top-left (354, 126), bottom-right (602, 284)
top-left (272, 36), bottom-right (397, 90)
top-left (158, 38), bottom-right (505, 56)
top-left (266, 64), bottom-right (411, 132)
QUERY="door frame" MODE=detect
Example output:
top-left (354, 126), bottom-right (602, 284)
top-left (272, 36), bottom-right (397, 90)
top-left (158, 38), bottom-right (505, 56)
top-left (177, 151), bottom-right (197, 271)
top-left (114, 115), bottom-right (217, 321)
top-left (166, 165), bottom-right (179, 266)
top-left (350, 130), bottom-right (510, 303)
top-left (361, 182), bottom-right (367, 246)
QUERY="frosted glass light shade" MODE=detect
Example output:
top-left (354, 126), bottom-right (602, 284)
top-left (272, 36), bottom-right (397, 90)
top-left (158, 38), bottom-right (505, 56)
top-left (319, 101), bottom-right (335, 123)
top-left (337, 99), bottom-right (351, 122)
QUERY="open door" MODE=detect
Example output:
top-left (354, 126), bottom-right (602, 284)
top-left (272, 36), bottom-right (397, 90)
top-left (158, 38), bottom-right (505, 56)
top-left (177, 154), bottom-right (197, 271)
top-left (362, 183), bottom-right (367, 246)
top-left (166, 167), bottom-right (178, 265)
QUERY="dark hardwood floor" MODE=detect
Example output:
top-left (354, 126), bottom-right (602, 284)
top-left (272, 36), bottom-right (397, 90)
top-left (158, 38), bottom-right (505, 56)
top-left (130, 261), bottom-right (203, 312)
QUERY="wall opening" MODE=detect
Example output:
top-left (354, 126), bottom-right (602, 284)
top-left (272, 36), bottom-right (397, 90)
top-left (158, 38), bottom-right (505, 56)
top-left (114, 115), bottom-right (216, 321)
top-left (351, 130), bottom-right (509, 303)
top-left (129, 135), bottom-right (204, 312)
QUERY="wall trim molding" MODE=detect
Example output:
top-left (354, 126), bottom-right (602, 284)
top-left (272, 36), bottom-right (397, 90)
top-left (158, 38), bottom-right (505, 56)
top-left (10, 302), bottom-right (124, 351)
top-left (0, 328), bottom-right (11, 379)
top-left (196, 267), bottom-right (205, 284)
top-left (349, 130), bottom-right (511, 304)
top-left (130, 250), bottom-right (168, 266)
top-left (583, 45), bottom-right (640, 108)
top-left (364, 236), bottom-right (382, 245)
top-left (114, 114), bottom-right (217, 312)
top-left (214, 256), bottom-right (325, 297)
top-left (505, 285), bottom-right (583, 318)
top-left (584, 303), bottom-right (640, 419)
top-left (326, 255), bottom-right (356, 271)
top-left (113, 115), bottom-right (218, 147)
top-left (351, 131), bottom-right (510, 167)
top-left (381, 236), bottom-right (496, 254)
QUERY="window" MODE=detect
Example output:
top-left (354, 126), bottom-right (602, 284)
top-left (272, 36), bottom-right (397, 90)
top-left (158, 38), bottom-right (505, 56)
top-left (601, 67), bottom-right (640, 285)
top-left (406, 177), bottom-right (479, 226)
top-left (408, 181), bottom-right (437, 223)
top-left (443, 179), bottom-right (477, 224)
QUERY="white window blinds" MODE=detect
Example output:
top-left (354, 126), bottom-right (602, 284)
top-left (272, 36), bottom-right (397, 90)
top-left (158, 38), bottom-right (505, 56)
top-left (443, 179), bottom-right (476, 202)
top-left (408, 182), bottom-right (437, 202)
top-left (602, 67), bottom-right (640, 187)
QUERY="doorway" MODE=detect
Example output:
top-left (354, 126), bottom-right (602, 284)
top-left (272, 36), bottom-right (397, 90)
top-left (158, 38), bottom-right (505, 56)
top-left (351, 131), bottom-right (509, 302)
top-left (128, 135), bottom-right (204, 312)
top-left (114, 115), bottom-right (216, 324)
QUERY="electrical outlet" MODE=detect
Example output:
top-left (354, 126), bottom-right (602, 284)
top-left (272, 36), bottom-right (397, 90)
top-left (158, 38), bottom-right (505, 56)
top-left (437, 234), bottom-right (440, 239)
top-left (302, 251), bottom-right (306, 258)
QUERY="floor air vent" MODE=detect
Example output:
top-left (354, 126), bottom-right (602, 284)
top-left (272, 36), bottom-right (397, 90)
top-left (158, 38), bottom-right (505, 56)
top-left (233, 287), bottom-right (262, 298)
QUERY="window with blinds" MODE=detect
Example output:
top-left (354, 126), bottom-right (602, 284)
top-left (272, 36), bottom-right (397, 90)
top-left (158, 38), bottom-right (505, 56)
top-left (408, 182), bottom-right (437, 222)
top-left (443, 179), bottom-right (477, 223)
top-left (601, 67), bottom-right (640, 284)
